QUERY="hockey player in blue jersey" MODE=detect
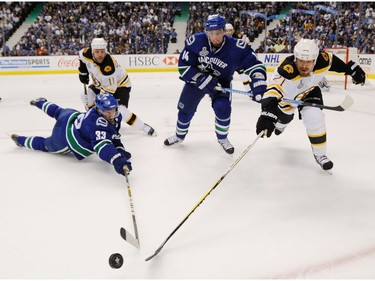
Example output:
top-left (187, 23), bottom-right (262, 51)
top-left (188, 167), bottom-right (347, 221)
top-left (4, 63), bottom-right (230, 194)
top-left (164, 14), bottom-right (267, 154)
top-left (11, 93), bottom-right (132, 176)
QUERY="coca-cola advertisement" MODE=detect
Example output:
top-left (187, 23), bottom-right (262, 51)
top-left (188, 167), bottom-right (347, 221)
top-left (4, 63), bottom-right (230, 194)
top-left (57, 57), bottom-right (80, 68)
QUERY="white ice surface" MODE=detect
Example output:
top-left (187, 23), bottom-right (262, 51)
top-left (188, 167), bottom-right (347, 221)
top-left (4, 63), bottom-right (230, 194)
top-left (0, 73), bottom-right (375, 279)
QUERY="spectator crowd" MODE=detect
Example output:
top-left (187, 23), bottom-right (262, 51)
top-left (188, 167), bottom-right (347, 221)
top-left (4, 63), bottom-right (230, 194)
top-left (255, 2), bottom-right (374, 54)
top-left (186, 2), bottom-right (287, 43)
top-left (1, 2), bottom-right (374, 56)
top-left (0, 2), bottom-right (35, 55)
top-left (2, 2), bottom-right (179, 56)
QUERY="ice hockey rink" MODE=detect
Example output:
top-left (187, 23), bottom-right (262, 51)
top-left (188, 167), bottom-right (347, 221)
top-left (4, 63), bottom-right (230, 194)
top-left (0, 72), bottom-right (375, 279)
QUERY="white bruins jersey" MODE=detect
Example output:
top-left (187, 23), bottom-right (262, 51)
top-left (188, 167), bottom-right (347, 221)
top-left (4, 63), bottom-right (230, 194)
top-left (78, 47), bottom-right (131, 93)
top-left (265, 51), bottom-right (334, 114)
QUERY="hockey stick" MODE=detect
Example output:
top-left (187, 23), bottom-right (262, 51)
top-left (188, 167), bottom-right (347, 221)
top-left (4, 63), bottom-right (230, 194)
top-left (145, 131), bottom-right (264, 261)
top-left (282, 96), bottom-right (354, 112)
top-left (120, 171), bottom-right (140, 249)
top-left (216, 86), bottom-right (254, 99)
top-left (218, 87), bottom-right (354, 112)
top-left (120, 227), bottom-right (139, 249)
top-left (83, 84), bottom-right (89, 110)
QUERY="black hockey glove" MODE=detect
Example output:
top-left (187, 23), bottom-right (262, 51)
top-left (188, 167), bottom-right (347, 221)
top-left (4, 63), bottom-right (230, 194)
top-left (256, 98), bottom-right (279, 137)
top-left (195, 74), bottom-right (219, 95)
top-left (113, 156), bottom-right (132, 176)
top-left (78, 60), bottom-right (89, 84)
top-left (346, 61), bottom-right (366, 85)
top-left (79, 73), bottom-right (89, 84)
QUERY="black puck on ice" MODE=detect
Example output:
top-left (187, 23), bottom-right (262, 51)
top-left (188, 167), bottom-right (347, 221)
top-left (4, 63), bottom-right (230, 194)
top-left (109, 253), bottom-right (123, 269)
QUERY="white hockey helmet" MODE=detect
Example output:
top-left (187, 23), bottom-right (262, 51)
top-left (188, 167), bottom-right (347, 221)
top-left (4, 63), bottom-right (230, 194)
top-left (294, 39), bottom-right (319, 62)
top-left (91, 38), bottom-right (108, 51)
top-left (225, 23), bottom-right (234, 31)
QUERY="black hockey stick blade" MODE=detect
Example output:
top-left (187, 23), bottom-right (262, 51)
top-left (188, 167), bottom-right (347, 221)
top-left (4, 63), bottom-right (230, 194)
top-left (283, 95), bottom-right (354, 112)
top-left (145, 238), bottom-right (168, 261)
top-left (120, 227), bottom-right (140, 249)
top-left (145, 248), bottom-right (161, 261)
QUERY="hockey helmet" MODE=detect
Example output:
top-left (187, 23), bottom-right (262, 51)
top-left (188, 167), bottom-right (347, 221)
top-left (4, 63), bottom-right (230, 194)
top-left (205, 14), bottom-right (226, 31)
top-left (91, 37), bottom-right (108, 51)
top-left (294, 39), bottom-right (319, 62)
top-left (225, 23), bottom-right (234, 31)
top-left (95, 93), bottom-right (118, 112)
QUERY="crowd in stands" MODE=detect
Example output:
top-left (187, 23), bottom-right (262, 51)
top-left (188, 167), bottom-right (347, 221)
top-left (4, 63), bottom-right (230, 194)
top-left (186, 2), bottom-right (287, 43)
top-left (0, 2), bottom-right (36, 55)
top-left (255, 2), bottom-right (375, 54)
top-left (1, 2), bottom-right (374, 56)
top-left (3, 2), bottom-right (179, 56)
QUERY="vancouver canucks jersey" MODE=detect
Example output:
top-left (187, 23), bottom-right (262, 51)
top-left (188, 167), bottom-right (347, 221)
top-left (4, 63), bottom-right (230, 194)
top-left (178, 33), bottom-right (266, 89)
top-left (78, 47), bottom-right (131, 93)
top-left (65, 107), bottom-right (124, 164)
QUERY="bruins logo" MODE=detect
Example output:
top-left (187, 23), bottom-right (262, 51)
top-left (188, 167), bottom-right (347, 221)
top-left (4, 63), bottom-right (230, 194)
top-left (283, 64), bottom-right (294, 74)
top-left (104, 65), bottom-right (112, 73)
top-left (321, 52), bottom-right (329, 61)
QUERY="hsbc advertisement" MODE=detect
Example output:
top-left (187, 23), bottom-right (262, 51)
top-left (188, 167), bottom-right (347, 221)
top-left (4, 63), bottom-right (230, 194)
top-left (1, 53), bottom-right (374, 79)
top-left (115, 54), bottom-right (179, 71)
top-left (0, 54), bottom-right (180, 74)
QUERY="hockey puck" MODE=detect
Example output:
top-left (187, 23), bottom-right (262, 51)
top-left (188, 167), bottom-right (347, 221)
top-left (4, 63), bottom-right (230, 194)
top-left (109, 253), bottom-right (123, 269)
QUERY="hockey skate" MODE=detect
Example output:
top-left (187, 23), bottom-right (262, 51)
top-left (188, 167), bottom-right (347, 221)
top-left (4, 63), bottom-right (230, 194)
top-left (30, 97), bottom-right (47, 106)
top-left (164, 135), bottom-right (183, 146)
top-left (11, 134), bottom-right (21, 147)
top-left (143, 123), bottom-right (157, 137)
top-left (218, 138), bottom-right (234, 154)
top-left (314, 154), bottom-right (333, 171)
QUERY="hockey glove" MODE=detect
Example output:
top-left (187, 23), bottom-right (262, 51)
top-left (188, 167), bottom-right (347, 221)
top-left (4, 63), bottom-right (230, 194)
top-left (256, 98), bottom-right (279, 137)
top-left (248, 68), bottom-right (267, 102)
top-left (346, 61), bottom-right (366, 85)
top-left (195, 74), bottom-right (219, 95)
top-left (79, 73), bottom-right (89, 84)
top-left (113, 156), bottom-right (132, 176)
top-left (116, 146), bottom-right (132, 160)
top-left (256, 111), bottom-right (278, 137)
top-left (78, 60), bottom-right (89, 84)
top-left (251, 82), bottom-right (267, 102)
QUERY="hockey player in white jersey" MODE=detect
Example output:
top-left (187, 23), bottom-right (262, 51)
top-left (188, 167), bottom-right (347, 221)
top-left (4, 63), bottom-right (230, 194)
top-left (78, 37), bottom-right (156, 137)
top-left (256, 39), bottom-right (366, 171)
